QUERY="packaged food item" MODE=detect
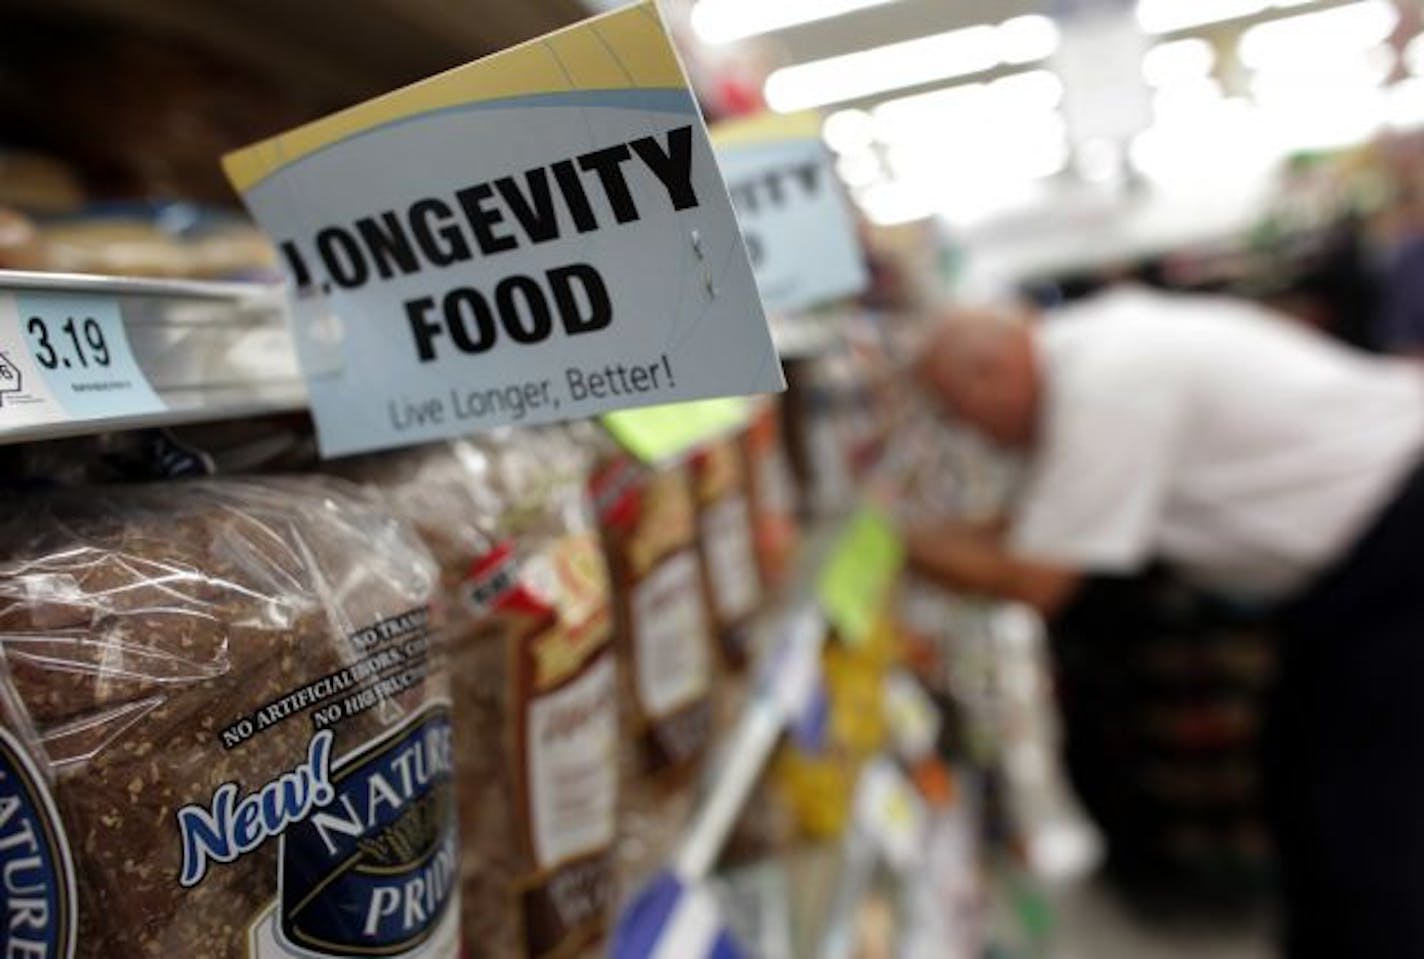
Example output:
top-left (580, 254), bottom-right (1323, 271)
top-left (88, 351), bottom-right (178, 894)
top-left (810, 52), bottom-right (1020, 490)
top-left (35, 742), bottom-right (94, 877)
top-left (741, 399), bottom-right (800, 592)
top-left (781, 354), bottom-right (857, 519)
top-left (775, 609), bottom-right (900, 842)
top-left (344, 434), bottom-right (618, 959)
top-left (0, 149), bottom-right (85, 214)
top-left (0, 477), bottom-right (459, 958)
top-left (690, 438), bottom-right (762, 672)
top-left (0, 206), bottom-right (46, 270)
top-left (27, 205), bottom-right (279, 281)
top-left (38, 216), bottom-right (192, 277)
top-left (588, 452), bottom-right (717, 898)
top-left (714, 859), bottom-right (796, 959)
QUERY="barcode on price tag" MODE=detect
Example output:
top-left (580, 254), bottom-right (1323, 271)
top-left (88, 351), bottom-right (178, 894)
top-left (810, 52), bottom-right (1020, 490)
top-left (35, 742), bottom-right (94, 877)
top-left (0, 290), bottom-right (164, 430)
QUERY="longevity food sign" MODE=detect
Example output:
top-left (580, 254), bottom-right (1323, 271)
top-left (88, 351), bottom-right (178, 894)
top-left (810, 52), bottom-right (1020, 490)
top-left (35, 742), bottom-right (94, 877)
top-left (224, 1), bottom-right (780, 457)
top-left (712, 112), bottom-right (868, 313)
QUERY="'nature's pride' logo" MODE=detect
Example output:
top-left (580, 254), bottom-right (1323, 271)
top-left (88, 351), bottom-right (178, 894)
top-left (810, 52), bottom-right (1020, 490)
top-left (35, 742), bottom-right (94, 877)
top-left (0, 725), bottom-right (77, 959)
top-left (279, 706), bottom-right (457, 956)
top-left (175, 705), bottom-right (458, 957)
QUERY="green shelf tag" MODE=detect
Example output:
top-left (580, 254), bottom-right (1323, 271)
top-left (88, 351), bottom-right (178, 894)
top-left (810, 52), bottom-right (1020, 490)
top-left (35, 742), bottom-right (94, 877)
top-left (602, 396), bottom-right (751, 463)
top-left (817, 506), bottom-right (903, 645)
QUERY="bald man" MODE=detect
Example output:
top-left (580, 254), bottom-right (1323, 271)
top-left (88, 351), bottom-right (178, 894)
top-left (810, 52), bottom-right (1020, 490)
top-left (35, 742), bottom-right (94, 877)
top-left (911, 286), bottom-right (1424, 958)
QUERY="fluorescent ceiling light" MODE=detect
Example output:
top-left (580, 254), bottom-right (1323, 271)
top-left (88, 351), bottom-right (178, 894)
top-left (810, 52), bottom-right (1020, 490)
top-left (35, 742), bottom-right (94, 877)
top-left (766, 24), bottom-right (1000, 111)
top-left (691, 0), bottom-right (898, 45)
top-left (1259, 93), bottom-right (1386, 150)
top-left (1239, 1), bottom-right (1399, 70)
top-left (990, 70), bottom-right (1066, 112)
top-left (1154, 79), bottom-right (1226, 121)
top-left (885, 121), bottom-right (1066, 177)
top-left (837, 152), bottom-right (885, 188)
top-left (1143, 38), bottom-right (1216, 87)
top-left (1388, 78), bottom-right (1424, 129)
top-left (998, 15), bottom-right (1061, 65)
top-left (823, 109), bottom-right (877, 155)
top-left (1250, 52), bottom-right (1392, 101)
top-left (1131, 97), bottom-right (1260, 181)
top-left (874, 83), bottom-right (987, 134)
top-left (874, 76), bottom-right (1067, 185)
top-left (872, 71), bottom-right (1062, 142)
top-left (765, 18), bottom-right (1060, 112)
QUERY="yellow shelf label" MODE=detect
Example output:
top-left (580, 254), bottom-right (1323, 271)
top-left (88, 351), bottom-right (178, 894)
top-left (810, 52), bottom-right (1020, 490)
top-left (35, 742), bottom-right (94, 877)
top-left (602, 396), bottom-right (751, 463)
top-left (818, 507), bottom-right (904, 645)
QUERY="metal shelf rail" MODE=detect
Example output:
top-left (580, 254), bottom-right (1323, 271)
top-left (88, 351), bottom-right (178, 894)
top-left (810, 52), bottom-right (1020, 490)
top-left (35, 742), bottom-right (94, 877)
top-left (0, 270), bottom-right (304, 445)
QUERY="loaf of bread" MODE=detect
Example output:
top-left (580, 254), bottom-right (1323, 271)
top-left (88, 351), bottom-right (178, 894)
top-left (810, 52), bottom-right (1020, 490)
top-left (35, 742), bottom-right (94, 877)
top-left (0, 478), bottom-right (459, 959)
top-left (346, 433), bottom-right (618, 959)
top-left (690, 438), bottom-right (762, 675)
top-left (741, 399), bottom-right (801, 591)
top-left (587, 451), bottom-right (717, 901)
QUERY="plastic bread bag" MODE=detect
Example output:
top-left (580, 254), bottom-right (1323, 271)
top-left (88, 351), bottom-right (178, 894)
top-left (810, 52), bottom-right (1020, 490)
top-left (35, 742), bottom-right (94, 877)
top-left (0, 476), bottom-right (459, 959)
top-left (690, 437), bottom-right (762, 676)
top-left (342, 432), bottom-right (618, 959)
top-left (584, 445), bottom-right (718, 903)
top-left (740, 398), bottom-right (800, 592)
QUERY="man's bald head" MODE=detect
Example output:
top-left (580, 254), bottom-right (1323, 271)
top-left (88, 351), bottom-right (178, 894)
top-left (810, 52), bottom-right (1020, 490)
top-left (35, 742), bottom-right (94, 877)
top-left (918, 304), bottom-right (1043, 449)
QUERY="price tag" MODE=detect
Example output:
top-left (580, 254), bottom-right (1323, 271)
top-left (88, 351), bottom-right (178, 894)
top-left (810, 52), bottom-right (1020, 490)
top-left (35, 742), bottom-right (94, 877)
top-left (712, 112), bottom-right (868, 313)
top-left (817, 506), bottom-right (904, 645)
top-left (224, 1), bottom-right (781, 458)
top-left (0, 290), bottom-right (163, 431)
top-left (603, 397), bottom-right (750, 464)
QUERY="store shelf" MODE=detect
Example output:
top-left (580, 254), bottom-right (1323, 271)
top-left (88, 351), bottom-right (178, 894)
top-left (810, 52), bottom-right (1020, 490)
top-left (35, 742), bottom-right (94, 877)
top-left (676, 510), bottom-right (850, 881)
top-left (0, 270), bottom-right (305, 445)
top-left (0, 271), bottom-right (845, 447)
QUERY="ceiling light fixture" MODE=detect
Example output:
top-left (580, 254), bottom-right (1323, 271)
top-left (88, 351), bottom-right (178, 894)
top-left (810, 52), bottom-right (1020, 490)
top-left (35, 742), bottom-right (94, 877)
top-left (1239, 1), bottom-right (1398, 70)
top-left (998, 15), bottom-right (1062, 65)
top-left (1142, 38), bottom-right (1217, 87)
top-left (765, 18), bottom-right (1061, 113)
top-left (822, 109), bottom-right (878, 154)
top-left (766, 24), bottom-right (1000, 112)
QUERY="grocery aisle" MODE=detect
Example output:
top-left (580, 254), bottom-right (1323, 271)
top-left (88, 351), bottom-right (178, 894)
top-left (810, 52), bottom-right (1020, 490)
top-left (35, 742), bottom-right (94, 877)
top-left (6, 0), bottom-right (1424, 956)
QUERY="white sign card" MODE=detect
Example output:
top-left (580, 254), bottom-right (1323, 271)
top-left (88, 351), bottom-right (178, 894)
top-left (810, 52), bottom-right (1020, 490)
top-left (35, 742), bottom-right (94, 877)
top-left (712, 112), bottom-right (868, 313)
top-left (224, 2), bottom-right (782, 457)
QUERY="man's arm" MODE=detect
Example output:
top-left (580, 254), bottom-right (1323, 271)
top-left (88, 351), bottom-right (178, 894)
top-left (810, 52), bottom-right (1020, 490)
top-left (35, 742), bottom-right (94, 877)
top-left (905, 520), bottom-right (1080, 616)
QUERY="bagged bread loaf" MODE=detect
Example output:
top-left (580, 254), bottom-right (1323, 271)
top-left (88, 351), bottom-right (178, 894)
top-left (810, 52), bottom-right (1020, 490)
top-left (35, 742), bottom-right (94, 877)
top-left (741, 399), bottom-right (801, 591)
top-left (346, 433), bottom-right (618, 959)
top-left (587, 452), bottom-right (717, 899)
top-left (0, 478), bottom-right (459, 959)
top-left (690, 438), bottom-right (762, 674)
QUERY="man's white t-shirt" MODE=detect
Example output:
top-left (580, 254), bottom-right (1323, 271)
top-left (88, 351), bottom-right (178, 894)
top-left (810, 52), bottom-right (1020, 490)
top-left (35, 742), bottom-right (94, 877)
top-left (1009, 287), bottom-right (1424, 601)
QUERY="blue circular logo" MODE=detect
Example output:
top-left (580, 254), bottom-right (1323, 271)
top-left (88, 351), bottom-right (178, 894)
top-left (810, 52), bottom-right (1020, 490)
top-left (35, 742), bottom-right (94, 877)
top-left (0, 725), bottom-right (76, 959)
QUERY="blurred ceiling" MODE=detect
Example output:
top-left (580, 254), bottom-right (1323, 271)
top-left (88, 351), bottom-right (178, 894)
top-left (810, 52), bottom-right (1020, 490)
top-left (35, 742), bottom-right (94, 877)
top-left (773, 0), bottom-right (1042, 64)
top-left (1, 0), bottom-right (589, 104)
top-left (759, 0), bottom-right (1046, 110)
top-left (746, 0), bottom-right (1373, 112)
